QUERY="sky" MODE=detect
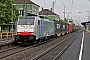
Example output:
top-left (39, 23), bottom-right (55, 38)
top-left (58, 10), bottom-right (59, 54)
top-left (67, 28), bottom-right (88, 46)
top-left (31, 0), bottom-right (90, 25)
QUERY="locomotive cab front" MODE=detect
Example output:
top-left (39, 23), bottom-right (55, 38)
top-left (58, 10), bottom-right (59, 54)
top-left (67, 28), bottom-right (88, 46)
top-left (15, 16), bottom-right (36, 44)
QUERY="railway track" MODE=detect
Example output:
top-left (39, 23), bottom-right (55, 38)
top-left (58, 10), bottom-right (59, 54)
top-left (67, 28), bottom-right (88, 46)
top-left (0, 39), bottom-right (53, 59)
top-left (31, 31), bottom-right (81, 60)
top-left (0, 37), bottom-right (59, 59)
top-left (0, 31), bottom-right (80, 60)
top-left (0, 46), bottom-right (24, 59)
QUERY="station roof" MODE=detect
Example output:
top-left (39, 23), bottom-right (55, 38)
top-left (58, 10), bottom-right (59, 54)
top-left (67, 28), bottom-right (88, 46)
top-left (0, 24), bottom-right (15, 26)
top-left (39, 9), bottom-right (59, 16)
top-left (81, 21), bottom-right (90, 25)
top-left (14, 0), bottom-right (40, 7)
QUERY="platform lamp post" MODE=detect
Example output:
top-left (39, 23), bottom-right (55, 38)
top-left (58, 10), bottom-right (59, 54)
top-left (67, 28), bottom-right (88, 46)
top-left (11, 4), bottom-right (16, 32)
top-left (78, 12), bottom-right (81, 25)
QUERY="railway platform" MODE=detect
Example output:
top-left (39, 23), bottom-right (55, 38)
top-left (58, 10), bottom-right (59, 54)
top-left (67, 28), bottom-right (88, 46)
top-left (86, 29), bottom-right (90, 33)
top-left (61, 30), bottom-right (90, 60)
top-left (0, 37), bottom-right (15, 49)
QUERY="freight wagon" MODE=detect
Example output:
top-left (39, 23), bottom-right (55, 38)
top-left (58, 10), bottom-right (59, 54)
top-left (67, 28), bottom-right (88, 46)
top-left (68, 24), bottom-right (72, 33)
top-left (53, 20), bottom-right (62, 36)
top-left (53, 20), bottom-right (68, 36)
top-left (72, 25), bottom-right (81, 32)
top-left (61, 22), bottom-right (68, 35)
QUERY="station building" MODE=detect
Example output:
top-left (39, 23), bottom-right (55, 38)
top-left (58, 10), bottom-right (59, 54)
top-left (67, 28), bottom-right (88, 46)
top-left (39, 8), bottom-right (60, 21)
top-left (14, 0), bottom-right (40, 16)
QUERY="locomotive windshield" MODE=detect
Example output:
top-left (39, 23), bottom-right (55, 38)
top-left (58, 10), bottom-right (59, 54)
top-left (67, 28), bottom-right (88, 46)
top-left (18, 18), bottom-right (34, 25)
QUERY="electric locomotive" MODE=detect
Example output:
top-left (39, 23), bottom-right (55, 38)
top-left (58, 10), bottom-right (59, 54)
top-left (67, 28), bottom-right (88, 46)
top-left (14, 15), bottom-right (55, 44)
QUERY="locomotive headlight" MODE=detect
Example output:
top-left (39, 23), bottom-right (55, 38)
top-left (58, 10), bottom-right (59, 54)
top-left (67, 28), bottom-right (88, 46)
top-left (31, 33), bottom-right (34, 34)
top-left (18, 33), bottom-right (20, 34)
top-left (17, 32), bottom-right (21, 35)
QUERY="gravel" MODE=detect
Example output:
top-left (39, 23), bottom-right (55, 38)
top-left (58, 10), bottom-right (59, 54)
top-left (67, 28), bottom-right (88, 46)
top-left (2, 32), bottom-right (74, 60)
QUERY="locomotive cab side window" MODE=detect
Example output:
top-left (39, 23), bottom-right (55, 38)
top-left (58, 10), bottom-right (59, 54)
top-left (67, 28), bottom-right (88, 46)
top-left (38, 20), bottom-right (40, 25)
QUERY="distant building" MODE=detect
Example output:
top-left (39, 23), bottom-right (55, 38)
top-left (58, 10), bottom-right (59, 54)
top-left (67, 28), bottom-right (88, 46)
top-left (14, 0), bottom-right (40, 16)
top-left (39, 8), bottom-right (60, 21)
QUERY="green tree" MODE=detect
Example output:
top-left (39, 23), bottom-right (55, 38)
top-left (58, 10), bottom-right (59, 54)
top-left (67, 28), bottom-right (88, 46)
top-left (63, 18), bottom-right (68, 23)
top-left (59, 19), bottom-right (64, 22)
top-left (0, 0), bottom-right (19, 24)
top-left (59, 18), bottom-right (68, 23)
top-left (72, 23), bottom-right (75, 25)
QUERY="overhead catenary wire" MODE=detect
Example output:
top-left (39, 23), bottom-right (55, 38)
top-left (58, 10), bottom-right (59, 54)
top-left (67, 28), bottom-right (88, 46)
top-left (36, 0), bottom-right (80, 25)
top-left (42, 0), bottom-right (61, 16)
top-left (58, 0), bottom-right (73, 19)
top-left (41, 0), bottom-right (73, 16)
top-left (43, 0), bottom-right (78, 24)
top-left (59, 0), bottom-right (80, 24)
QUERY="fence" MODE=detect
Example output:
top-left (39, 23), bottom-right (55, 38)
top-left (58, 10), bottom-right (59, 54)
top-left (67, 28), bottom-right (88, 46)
top-left (0, 32), bottom-right (15, 39)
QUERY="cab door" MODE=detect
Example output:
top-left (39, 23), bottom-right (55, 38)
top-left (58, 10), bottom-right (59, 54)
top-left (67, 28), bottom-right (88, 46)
top-left (37, 20), bottom-right (41, 39)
